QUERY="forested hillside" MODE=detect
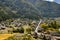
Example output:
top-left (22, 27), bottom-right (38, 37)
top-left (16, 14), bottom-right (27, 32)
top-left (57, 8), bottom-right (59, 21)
top-left (25, 0), bottom-right (60, 17)
top-left (0, 0), bottom-right (60, 21)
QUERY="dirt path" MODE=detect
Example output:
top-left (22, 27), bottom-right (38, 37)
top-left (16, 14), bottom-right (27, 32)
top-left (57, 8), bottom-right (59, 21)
top-left (0, 34), bottom-right (14, 40)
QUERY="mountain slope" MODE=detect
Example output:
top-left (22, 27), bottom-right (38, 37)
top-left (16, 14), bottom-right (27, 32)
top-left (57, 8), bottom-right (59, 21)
top-left (25, 0), bottom-right (60, 17)
top-left (0, 0), bottom-right (60, 21)
top-left (0, 0), bottom-right (41, 21)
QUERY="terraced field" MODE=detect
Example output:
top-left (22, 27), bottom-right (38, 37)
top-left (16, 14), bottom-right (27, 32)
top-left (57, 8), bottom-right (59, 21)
top-left (0, 34), bottom-right (14, 40)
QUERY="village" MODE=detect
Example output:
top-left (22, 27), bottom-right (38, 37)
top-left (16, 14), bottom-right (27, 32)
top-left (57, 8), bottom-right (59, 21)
top-left (0, 18), bottom-right (60, 40)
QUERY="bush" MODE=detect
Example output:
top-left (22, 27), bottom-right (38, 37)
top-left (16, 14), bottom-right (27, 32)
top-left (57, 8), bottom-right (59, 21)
top-left (40, 23), bottom-right (48, 30)
top-left (26, 27), bottom-right (31, 34)
top-left (13, 27), bottom-right (24, 33)
top-left (17, 27), bottom-right (24, 33)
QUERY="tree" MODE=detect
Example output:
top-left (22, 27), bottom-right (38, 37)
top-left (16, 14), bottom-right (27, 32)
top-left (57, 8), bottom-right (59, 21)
top-left (40, 23), bottom-right (48, 30)
top-left (26, 27), bottom-right (31, 34)
top-left (48, 21), bottom-right (58, 29)
top-left (13, 27), bottom-right (24, 33)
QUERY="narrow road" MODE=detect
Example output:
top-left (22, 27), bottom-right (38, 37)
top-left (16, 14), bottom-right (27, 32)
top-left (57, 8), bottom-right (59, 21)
top-left (35, 19), bottom-right (42, 34)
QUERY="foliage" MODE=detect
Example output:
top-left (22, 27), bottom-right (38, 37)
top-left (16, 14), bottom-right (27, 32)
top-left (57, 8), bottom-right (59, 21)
top-left (41, 20), bottom-right (60, 31)
top-left (48, 21), bottom-right (59, 29)
top-left (13, 27), bottom-right (24, 33)
top-left (5, 34), bottom-right (35, 40)
top-left (0, 11), bottom-right (11, 21)
top-left (0, 0), bottom-right (60, 21)
top-left (26, 27), bottom-right (31, 34)
top-left (40, 23), bottom-right (48, 29)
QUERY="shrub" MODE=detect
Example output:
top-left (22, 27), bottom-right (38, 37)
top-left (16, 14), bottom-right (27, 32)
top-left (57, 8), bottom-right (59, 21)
top-left (40, 23), bottom-right (48, 30)
top-left (13, 27), bottom-right (24, 33)
top-left (17, 27), bottom-right (24, 33)
top-left (26, 27), bottom-right (31, 34)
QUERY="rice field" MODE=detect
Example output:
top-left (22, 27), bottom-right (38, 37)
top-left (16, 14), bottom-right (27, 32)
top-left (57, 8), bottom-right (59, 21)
top-left (0, 34), bottom-right (14, 40)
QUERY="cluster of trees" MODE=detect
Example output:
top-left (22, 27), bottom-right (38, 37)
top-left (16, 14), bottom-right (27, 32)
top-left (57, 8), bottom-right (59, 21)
top-left (0, 11), bottom-right (11, 21)
top-left (13, 27), bottom-right (24, 33)
top-left (41, 20), bottom-right (60, 31)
